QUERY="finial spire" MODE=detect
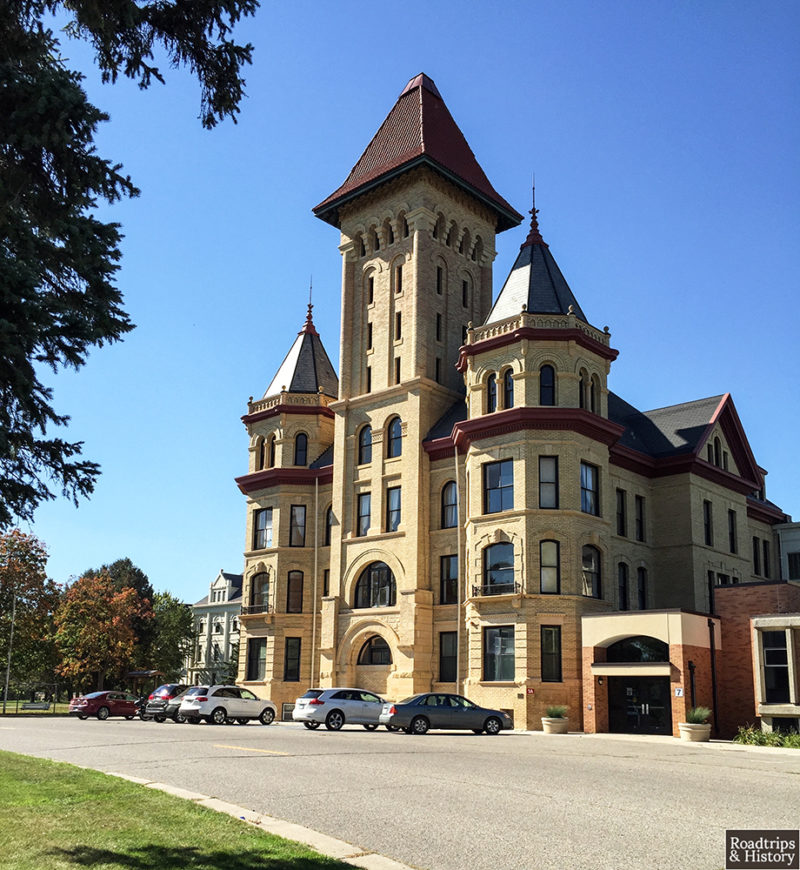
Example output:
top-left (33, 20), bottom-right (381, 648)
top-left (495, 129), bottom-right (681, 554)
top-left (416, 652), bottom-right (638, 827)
top-left (521, 176), bottom-right (546, 249)
top-left (300, 280), bottom-right (319, 335)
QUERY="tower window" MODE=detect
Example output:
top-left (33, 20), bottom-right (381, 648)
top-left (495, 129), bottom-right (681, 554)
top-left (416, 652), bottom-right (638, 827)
top-left (580, 462), bottom-right (599, 516)
top-left (435, 357), bottom-right (441, 383)
top-left (373, 230), bottom-right (380, 252)
top-left (483, 459), bottom-right (513, 513)
top-left (395, 311), bottom-right (402, 340)
top-left (368, 275), bottom-right (374, 305)
top-left (394, 357), bottom-right (401, 384)
top-left (436, 266), bottom-right (443, 295)
top-left (268, 435), bottom-right (276, 468)
top-left (360, 237), bottom-right (366, 257)
top-left (441, 481), bottom-right (457, 529)
top-left (253, 507), bottom-right (273, 550)
top-left (387, 417), bottom-right (403, 457)
top-left (387, 223), bottom-right (394, 245)
top-left (503, 369), bottom-right (514, 409)
top-left (582, 545), bottom-right (601, 598)
top-left (541, 626), bottom-right (562, 682)
top-left (403, 217), bottom-right (409, 238)
top-left (483, 543), bottom-right (515, 593)
top-left (355, 562), bottom-right (396, 608)
top-left (540, 540), bottom-right (560, 594)
top-left (461, 280), bottom-right (468, 307)
top-left (294, 433), bottom-right (308, 466)
top-left (395, 264), bottom-right (402, 294)
top-left (436, 313), bottom-right (442, 342)
top-left (539, 456), bottom-right (558, 509)
top-left (367, 322), bottom-right (373, 349)
top-left (703, 500), bottom-right (713, 546)
top-left (483, 626), bottom-right (514, 681)
top-left (486, 374), bottom-right (497, 413)
top-left (539, 365), bottom-right (555, 406)
top-left (289, 505), bottom-right (306, 547)
top-left (366, 366), bottom-right (371, 393)
top-left (286, 570), bottom-right (303, 613)
top-left (358, 425), bottom-right (372, 465)
top-left (618, 563), bottom-right (629, 611)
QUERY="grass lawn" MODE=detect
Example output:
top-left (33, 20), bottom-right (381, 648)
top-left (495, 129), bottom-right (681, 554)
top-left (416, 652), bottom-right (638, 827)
top-left (0, 751), bottom-right (351, 869)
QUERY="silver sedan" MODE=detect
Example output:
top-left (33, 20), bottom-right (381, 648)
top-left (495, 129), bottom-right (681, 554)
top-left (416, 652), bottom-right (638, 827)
top-left (379, 693), bottom-right (513, 735)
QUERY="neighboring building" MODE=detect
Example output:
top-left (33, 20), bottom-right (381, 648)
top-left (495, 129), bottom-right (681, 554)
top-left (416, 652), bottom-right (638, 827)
top-left (186, 570), bottom-right (242, 685)
top-left (234, 73), bottom-right (792, 733)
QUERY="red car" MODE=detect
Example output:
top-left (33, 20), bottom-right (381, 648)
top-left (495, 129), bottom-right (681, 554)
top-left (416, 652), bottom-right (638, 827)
top-left (69, 690), bottom-right (138, 720)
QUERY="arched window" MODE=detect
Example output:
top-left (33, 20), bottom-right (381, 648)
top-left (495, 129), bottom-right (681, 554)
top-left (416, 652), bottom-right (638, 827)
top-left (268, 435), bottom-right (276, 468)
top-left (372, 229), bottom-right (380, 252)
top-left (354, 562), bottom-right (396, 608)
top-left (582, 546), bottom-right (601, 598)
top-left (486, 374), bottom-right (497, 413)
top-left (714, 437), bottom-right (721, 467)
top-left (250, 572), bottom-right (270, 613)
top-left (483, 543), bottom-right (515, 594)
top-left (503, 369), bottom-right (514, 409)
top-left (578, 368), bottom-right (588, 409)
top-left (286, 570), bottom-right (303, 613)
top-left (441, 481), bottom-right (457, 528)
top-left (294, 433), bottom-right (308, 466)
top-left (606, 635), bottom-right (668, 663)
top-left (387, 417), bottom-right (402, 458)
top-left (540, 365), bottom-right (555, 406)
top-left (357, 635), bottom-right (392, 665)
top-left (358, 425), bottom-right (372, 465)
top-left (325, 505), bottom-right (334, 546)
top-left (255, 437), bottom-right (266, 471)
top-left (590, 375), bottom-right (599, 414)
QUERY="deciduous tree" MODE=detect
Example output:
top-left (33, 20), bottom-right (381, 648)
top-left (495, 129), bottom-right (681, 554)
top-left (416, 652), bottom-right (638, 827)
top-left (149, 591), bottom-right (194, 680)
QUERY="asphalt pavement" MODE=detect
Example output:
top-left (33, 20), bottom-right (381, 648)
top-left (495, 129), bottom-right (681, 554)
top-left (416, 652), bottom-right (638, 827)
top-left (1, 716), bottom-right (798, 870)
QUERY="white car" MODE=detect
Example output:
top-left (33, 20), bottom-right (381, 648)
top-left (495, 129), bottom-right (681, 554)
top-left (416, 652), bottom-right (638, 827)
top-left (292, 688), bottom-right (386, 731)
top-left (179, 685), bottom-right (277, 726)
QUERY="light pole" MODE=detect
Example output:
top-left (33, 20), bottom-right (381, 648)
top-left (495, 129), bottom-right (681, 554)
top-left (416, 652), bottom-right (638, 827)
top-left (3, 592), bottom-right (16, 715)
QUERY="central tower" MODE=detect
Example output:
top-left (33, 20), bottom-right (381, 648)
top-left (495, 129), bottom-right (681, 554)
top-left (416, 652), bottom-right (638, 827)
top-left (313, 73), bottom-right (521, 695)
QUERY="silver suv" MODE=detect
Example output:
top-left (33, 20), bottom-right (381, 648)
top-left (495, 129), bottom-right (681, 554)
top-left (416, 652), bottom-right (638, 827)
top-left (292, 688), bottom-right (386, 731)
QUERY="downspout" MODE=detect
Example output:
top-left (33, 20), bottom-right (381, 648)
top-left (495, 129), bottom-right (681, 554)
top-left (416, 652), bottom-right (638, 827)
top-left (454, 448), bottom-right (463, 694)
top-left (312, 476), bottom-right (319, 687)
top-left (707, 618), bottom-right (719, 734)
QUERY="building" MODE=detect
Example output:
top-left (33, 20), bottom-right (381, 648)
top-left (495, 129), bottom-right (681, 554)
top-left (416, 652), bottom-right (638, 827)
top-left (185, 570), bottom-right (242, 685)
top-left (234, 74), bottom-right (793, 733)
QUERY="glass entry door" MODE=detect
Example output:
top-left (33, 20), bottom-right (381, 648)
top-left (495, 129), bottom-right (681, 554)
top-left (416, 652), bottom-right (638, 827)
top-left (608, 676), bottom-right (672, 735)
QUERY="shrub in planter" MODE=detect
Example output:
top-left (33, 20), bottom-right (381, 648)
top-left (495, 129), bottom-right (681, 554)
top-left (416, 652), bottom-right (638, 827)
top-left (679, 706), bottom-right (712, 742)
top-left (541, 705), bottom-right (569, 734)
top-left (684, 706), bottom-right (711, 724)
top-left (545, 705), bottom-right (567, 719)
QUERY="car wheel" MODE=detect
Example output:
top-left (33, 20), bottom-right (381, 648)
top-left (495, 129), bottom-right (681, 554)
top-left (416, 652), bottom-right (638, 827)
top-left (139, 710), bottom-right (151, 721)
top-left (325, 710), bottom-right (345, 731)
top-left (385, 724), bottom-right (400, 732)
top-left (472, 729), bottom-right (483, 734)
top-left (363, 724), bottom-right (379, 731)
top-left (174, 711), bottom-right (186, 724)
top-left (209, 707), bottom-right (228, 725)
top-left (259, 707), bottom-right (275, 726)
top-left (484, 716), bottom-right (502, 735)
top-left (410, 716), bottom-right (429, 735)
top-left (303, 721), bottom-right (320, 730)
top-left (237, 718), bottom-right (249, 726)
top-left (125, 715), bottom-right (135, 720)
top-left (78, 715), bottom-right (87, 720)
top-left (96, 706), bottom-right (110, 721)
top-left (154, 714), bottom-right (166, 723)
top-left (187, 717), bottom-right (199, 724)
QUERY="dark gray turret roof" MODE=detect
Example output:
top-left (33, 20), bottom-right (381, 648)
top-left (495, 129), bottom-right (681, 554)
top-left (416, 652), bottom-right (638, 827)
top-left (263, 304), bottom-right (339, 400)
top-left (486, 204), bottom-right (587, 324)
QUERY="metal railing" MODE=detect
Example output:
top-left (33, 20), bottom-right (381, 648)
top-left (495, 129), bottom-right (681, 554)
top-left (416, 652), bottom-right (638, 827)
top-left (471, 582), bottom-right (521, 597)
top-left (241, 603), bottom-right (270, 615)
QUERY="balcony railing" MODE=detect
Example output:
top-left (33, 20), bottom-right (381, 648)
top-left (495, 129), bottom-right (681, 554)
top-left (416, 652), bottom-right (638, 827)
top-left (472, 582), bottom-right (521, 597)
top-left (241, 603), bottom-right (270, 615)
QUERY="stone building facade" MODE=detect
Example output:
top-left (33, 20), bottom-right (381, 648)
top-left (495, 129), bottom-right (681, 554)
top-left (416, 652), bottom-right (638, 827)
top-left (233, 74), bottom-right (791, 732)
top-left (185, 570), bottom-right (242, 686)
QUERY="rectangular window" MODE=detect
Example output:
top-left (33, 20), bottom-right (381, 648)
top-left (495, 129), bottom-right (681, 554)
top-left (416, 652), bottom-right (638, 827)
top-left (395, 311), bottom-right (402, 340)
top-left (253, 507), bottom-right (273, 550)
top-left (366, 366), bottom-right (371, 393)
top-left (539, 456), bottom-right (559, 509)
top-left (246, 638), bottom-right (266, 681)
top-left (541, 626), bottom-right (562, 682)
top-left (436, 313), bottom-right (442, 341)
top-left (394, 357), bottom-right (401, 384)
top-left (763, 540), bottom-right (770, 579)
top-left (703, 500), bottom-right (713, 546)
top-left (483, 459), bottom-right (514, 513)
top-left (637, 567), bottom-right (647, 610)
top-left (616, 489), bottom-right (627, 536)
top-left (284, 637), bottom-right (301, 682)
top-left (728, 509), bottom-right (737, 554)
top-left (286, 571), bottom-right (303, 613)
top-left (386, 486), bottom-right (401, 532)
top-left (618, 563), bottom-right (629, 611)
top-left (753, 537), bottom-right (761, 575)
top-left (707, 570), bottom-right (715, 613)
top-left (323, 569), bottom-right (330, 597)
top-left (580, 462), bottom-right (599, 516)
top-left (440, 555), bottom-right (458, 604)
top-left (436, 266), bottom-right (443, 295)
top-left (395, 264), bottom-right (402, 294)
top-left (367, 276), bottom-right (374, 304)
top-left (540, 540), bottom-right (560, 594)
top-left (483, 626), bottom-right (515, 681)
top-left (289, 505), bottom-right (306, 547)
top-left (635, 496), bottom-right (646, 542)
top-left (439, 631), bottom-right (457, 682)
top-left (367, 322), bottom-right (373, 350)
top-left (762, 630), bottom-right (790, 703)
top-left (462, 280), bottom-right (468, 307)
top-left (788, 552), bottom-right (800, 580)
top-left (435, 357), bottom-right (441, 383)
top-left (357, 493), bottom-right (371, 537)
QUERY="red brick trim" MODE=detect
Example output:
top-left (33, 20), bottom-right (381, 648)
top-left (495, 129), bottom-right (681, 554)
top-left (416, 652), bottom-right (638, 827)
top-left (747, 500), bottom-right (790, 524)
top-left (242, 404), bottom-right (335, 425)
top-left (235, 466), bottom-right (333, 495)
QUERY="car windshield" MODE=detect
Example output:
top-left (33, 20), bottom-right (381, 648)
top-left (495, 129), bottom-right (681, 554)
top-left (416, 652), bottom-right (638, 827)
top-left (84, 692), bottom-right (106, 699)
top-left (301, 690), bottom-right (323, 699)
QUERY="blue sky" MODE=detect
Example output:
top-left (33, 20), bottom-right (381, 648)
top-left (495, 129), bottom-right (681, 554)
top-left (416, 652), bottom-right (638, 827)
top-left (26, 1), bottom-right (800, 602)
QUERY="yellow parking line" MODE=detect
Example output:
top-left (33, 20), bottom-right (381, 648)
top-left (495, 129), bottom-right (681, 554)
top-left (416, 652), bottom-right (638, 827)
top-left (213, 744), bottom-right (289, 756)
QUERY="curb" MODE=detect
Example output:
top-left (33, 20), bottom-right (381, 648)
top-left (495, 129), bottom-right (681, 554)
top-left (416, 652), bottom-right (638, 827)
top-left (106, 771), bottom-right (418, 870)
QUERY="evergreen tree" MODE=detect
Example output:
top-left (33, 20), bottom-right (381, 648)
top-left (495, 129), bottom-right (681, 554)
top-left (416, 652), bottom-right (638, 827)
top-left (0, 1), bottom-right (257, 527)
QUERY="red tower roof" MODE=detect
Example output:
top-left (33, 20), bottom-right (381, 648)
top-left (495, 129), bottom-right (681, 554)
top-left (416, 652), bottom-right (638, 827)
top-left (314, 74), bottom-right (522, 231)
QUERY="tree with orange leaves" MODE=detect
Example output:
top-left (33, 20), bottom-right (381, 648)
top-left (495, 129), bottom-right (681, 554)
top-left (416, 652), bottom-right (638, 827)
top-left (54, 573), bottom-right (152, 691)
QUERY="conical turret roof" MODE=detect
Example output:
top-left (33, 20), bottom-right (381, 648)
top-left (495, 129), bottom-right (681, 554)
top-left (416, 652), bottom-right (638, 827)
top-left (262, 304), bottom-right (339, 400)
top-left (314, 73), bottom-right (522, 232)
top-left (485, 198), bottom-right (587, 324)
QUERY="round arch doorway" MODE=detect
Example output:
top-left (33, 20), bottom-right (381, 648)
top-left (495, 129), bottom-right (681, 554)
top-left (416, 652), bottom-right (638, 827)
top-left (606, 636), bottom-right (673, 735)
top-left (354, 635), bottom-right (392, 696)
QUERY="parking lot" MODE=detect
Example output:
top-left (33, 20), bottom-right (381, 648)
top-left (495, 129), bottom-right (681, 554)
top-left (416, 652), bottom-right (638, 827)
top-left (2, 716), bottom-right (799, 870)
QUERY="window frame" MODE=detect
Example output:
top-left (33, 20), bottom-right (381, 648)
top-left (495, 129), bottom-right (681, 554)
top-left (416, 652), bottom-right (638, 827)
top-left (582, 545), bottom-right (602, 598)
top-left (286, 570), bottom-right (303, 614)
top-left (386, 485), bottom-right (401, 532)
top-left (503, 368), bottom-right (514, 409)
top-left (483, 459), bottom-right (514, 514)
top-left (357, 425), bottom-right (372, 465)
top-left (356, 492), bottom-right (371, 537)
top-left (539, 364), bottom-right (555, 406)
top-left (538, 456), bottom-right (558, 509)
top-left (635, 495), bottom-right (646, 542)
top-left (294, 433), bottom-right (308, 466)
top-left (253, 507), bottom-right (273, 550)
top-left (387, 417), bottom-right (403, 457)
top-left (486, 373), bottom-right (497, 413)
top-left (541, 626), bottom-right (562, 682)
top-left (354, 562), bottom-right (396, 609)
top-left (441, 481), bottom-right (458, 529)
top-left (703, 500), bottom-right (714, 546)
top-left (284, 637), bottom-right (301, 682)
top-left (289, 504), bottom-right (306, 547)
top-left (540, 540), bottom-right (560, 594)
top-left (483, 542), bottom-right (515, 594)
top-left (440, 554), bottom-right (458, 605)
top-left (580, 462), bottom-right (600, 516)
top-left (616, 489), bottom-right (627, 537)
top-left (483, 625), bottom-right (515, 681)
top-left (439, 631), bottom-right (457, 682)
top-left (618, 562), bottom-right (629, 611)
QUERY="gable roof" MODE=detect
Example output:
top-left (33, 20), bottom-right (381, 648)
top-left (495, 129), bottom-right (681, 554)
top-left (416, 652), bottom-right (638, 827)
top-left (193, 572), bottom-right (242, 607)
top-left (263, 305), bottom-right (339, 400)
top-left (486, 204), bottom-right (587, 324)
top-left (314, 73), bottom-right (522, 232)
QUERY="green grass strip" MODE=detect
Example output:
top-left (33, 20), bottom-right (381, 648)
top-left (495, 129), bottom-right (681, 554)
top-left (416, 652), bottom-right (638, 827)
top-left (0, 750), bottom-right (351, 869)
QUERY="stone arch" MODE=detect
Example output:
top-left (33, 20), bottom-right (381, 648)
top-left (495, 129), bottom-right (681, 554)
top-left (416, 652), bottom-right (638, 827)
top-left (336, 620), bottom-right (400, 694)
top-left (341, 548), bottom-right (405, 606)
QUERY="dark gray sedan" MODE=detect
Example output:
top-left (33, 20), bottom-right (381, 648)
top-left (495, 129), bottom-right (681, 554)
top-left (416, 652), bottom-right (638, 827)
top-left (379, 693), bottom-right (513, 735)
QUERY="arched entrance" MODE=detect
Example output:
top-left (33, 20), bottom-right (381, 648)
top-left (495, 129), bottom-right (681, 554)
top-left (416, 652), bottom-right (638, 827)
top-left (354, 634), bottom-right (393, 695)
top-left (606, 636), bottom-right (673, 735)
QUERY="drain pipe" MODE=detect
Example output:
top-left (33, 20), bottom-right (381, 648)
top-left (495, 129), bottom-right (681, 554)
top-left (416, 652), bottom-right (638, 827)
top-left (454, 448), bottom-right (463, 694)
top-left (311, 476), bottom-right (319, 686)
top-left (707, 618), bottom-right (719, 734)
top-left (688, 660), bottom-right (696, 709)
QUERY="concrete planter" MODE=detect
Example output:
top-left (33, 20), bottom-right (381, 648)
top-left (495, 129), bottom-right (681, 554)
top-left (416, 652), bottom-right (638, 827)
top-left (541, 717), bottom-right (569, 734)
top-left (678, 722), bottom-right (711, 742)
